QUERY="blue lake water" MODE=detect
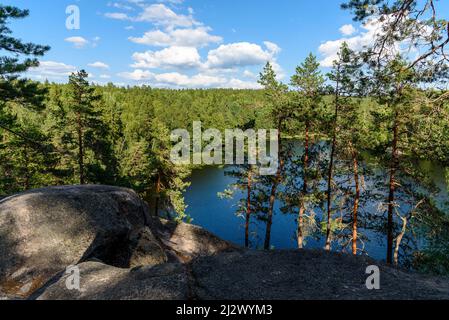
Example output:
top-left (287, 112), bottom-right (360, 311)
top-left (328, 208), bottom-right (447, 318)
top-left (184, 161), bottom-right (449, 263)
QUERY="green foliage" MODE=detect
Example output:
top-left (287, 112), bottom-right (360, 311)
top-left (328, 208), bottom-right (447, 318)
top-left (0, 4), bottom-right (52, 193)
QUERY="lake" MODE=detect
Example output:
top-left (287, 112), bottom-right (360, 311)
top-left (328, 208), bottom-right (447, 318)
top-left (184, 143), bottom-right (449, 264)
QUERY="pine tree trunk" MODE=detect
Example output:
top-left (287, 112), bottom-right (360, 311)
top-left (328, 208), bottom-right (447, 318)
top-left (264, 124), bottom-right (283, 250)
top-left (325, 80), bottom-right (339, 251)
top-left (394, 216), bottom-right (407, 266)
top-left (298, 122), bottom-right (310, 249)
top-left (245, 169), bottom-right (252, 248)
top-left (77, 112), bottom-right (85, 185)
top-left (352, 148), bottom-right (360, 256)
top-left (387, 113), bottom-right (399, 264)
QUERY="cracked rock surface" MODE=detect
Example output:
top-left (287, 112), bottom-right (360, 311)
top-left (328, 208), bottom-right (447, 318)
top-left (0, 185), bottom-right (231, 299)
top-left (34, 261), bottom-right (189, 300)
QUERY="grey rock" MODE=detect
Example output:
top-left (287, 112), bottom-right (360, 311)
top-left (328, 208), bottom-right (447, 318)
top-left (0, 185), bottom-right (231, 298)
top-left (35, 261), bottom-right (188, 300)
top-left (191, 249), bottom-right (449, 300)
top-left (157, 219), bottom-right (233, 262)
top-left (127, 227), bottom-right (168, 268)
top-left (0, 185), bottom-right (154, 297)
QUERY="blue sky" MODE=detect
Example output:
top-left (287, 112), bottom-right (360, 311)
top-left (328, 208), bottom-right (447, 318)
top-left (4, 0), bottom-right (448, 88)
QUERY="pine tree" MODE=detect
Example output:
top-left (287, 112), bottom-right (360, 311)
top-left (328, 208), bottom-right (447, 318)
top-left (57, 70), bottom-right (115, 185)
top-left (290, 53), bottom-right (325, 248)
top-left (145, 118), bottom-right (191, 222)
top-left (0, 5), bottom-right (50, 194)
top-left (258, 62), bottom-right (289, 250)
top-left (0, 5), bottom-right (49, 110)
top-left (370, 56), bottom-right (419, 264)
top-left (326, 43), bottom-right (367, 254)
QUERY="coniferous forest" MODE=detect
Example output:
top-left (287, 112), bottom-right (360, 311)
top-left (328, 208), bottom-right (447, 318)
top-left (1, 0), bottom-right (449, 286)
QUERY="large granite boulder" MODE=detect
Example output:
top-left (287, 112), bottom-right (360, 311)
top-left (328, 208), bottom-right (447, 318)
top-left (0, 185), bottom-right (231, 298)
top-left (33, 261), bottom-right (188, 300)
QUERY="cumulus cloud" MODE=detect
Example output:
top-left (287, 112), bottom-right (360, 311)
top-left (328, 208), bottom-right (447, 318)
top-left (264, 41), bottom-right (281, 55)
top-left (118, 69), bottom-right (226, 88)
top-left (205, 42), bottom-right (278, 69)
top-left (243, 70), bottom-right (257, 79)
top-left (131, 46), bottom-right (202, 69)
top-left (135, 4), bottom-right (198, 29)
top-left (88, 61), bottom-right (110, 69)
top-left (28, 61), bottom-right (77, 79)
top-left (104, 12), bottom-right (131, 20)
top-left (339, 24), bottom-right (356, 36)
top-left (155, 72), bottom-right (226, 87)
top-left (118, 69), bottom-right (153, 81)
top-left (118, 69), bottom-right (262, 89)
top-left (65, 36), bottom-right (89, 49)
top-left (225, 78), bottom-right (261, 89)
top-left (129, 27), bottom-right (222, 47)
top-left (120, 40), bottom-right (284, 87)
top-left (107, 2), bottom-right (284, 88)
top-left (108, 2), bottom-right (134, 11)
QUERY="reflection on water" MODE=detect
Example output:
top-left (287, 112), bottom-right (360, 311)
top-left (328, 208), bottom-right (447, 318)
top-left (184, 148), bottom-right (448, 264)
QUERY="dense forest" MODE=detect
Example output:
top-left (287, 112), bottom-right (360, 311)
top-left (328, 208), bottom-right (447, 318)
top-left (1, 2), bottom-right (449, 274)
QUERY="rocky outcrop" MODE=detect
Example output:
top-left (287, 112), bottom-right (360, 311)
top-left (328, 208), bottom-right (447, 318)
top-left (34, 261), bottom-right (188, 300)
top-left (29, 249), bottom-right (449, 300)
top-left (0, 185), bottom-right (231, 298)
top-left (191, 249), bottom-right (449, 300)
top-left (1, 185), bottom-right (449, 300)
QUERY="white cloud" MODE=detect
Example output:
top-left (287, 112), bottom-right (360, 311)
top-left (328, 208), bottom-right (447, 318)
top-left (118, 69), bottom-right (226, 88)
top-left (105, 12), bottom-right (131, 20)
top-left (108, 3), bottom-right (283, 88)
top-left (118, 69), bottom-right (153, 81)
top-left (28, 61), bottom-right (77, 79)
top-left (130, 30), bottom-right (171, 46)
top-left (127, 0), bottom-right (146, 5)
top-left (270, 60), bottom-right (285, 80)
top-left (108, 2), bottom-right (134, 11)
top-left (65, 36), bottom-right (89, 49)
top-left (264, 41), bottom-right (281, 55)
top-left (136, 4), bottom-right (198, 29)
top-left (118, 69), bottom-right (263, 89)
top-left (243, 70), bottom-right (257, 79)
top-left (339, 24), bottom-right (357, 36)
top-left (88, 61), bottom-right (110, 69)
top-left (131, 46), bottom-right (202, 69)
top-left (155, 72), bottom-right (226, 88)
top-left (100, 74), bottom-right (112, 79)
top-left (205, 42), bottom-right (278, 69)
top-left (129, 27), bottom-right (222, 48)
top-left (225, 78), bottom-right (261, 89)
